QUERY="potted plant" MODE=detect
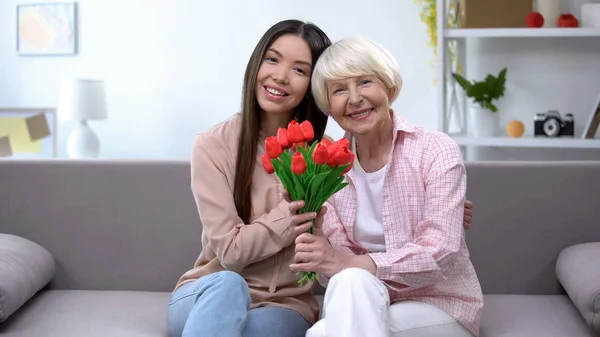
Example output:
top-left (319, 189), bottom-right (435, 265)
top-left (452, 68), bottom-right (507, 137)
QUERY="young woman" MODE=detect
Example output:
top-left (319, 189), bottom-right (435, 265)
top-left (166, 20), bottom-right (475, 337)
top-left (166, 19), bottom-right (332, 337)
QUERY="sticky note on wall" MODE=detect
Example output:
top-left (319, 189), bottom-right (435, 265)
top-left (0, 118), bottom-right (42, 153)
top-left (26, 113), bottom-right (51, 141)
top-left (0, 136), bottom-right (12, 157)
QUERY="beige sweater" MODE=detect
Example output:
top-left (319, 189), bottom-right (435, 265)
top-left (174, 113), bottom-right (319, 324)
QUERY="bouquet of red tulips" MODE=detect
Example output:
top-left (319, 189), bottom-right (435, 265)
top-left (261, 120), bottom-right (354, 286)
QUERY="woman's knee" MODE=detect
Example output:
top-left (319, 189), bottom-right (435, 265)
top-left (329, 267), bottom-right (380, 289)
top-left (332, 267), bottom-right (373, 280)
top-left (325, 268), bottom-right (388, 304)
top-left (210, 270), bottom-right (247, 289)
top-left (243, 307), bottom-right (311, 337)
top-left (200, 270), bottom-right (251, 306)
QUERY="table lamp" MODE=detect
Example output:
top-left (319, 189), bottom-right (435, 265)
top-left (58, 78), bottom-right (107, 158)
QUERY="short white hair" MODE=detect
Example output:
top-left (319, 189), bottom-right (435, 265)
top-left (311, 36), bottom-right (403, 115)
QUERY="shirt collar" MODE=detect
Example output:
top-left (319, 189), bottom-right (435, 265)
top-left (342, 109), bottom-right (418, 182)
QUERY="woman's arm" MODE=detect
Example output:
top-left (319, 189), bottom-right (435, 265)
top-left (367, 133), bottom-right (467, 292)
top-left (191, 134), bottom-right (312, 273)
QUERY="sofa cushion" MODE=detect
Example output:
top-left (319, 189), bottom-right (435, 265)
top-left (316, 294), bottom-right (598, 336)
top-left (556, 242), bottom-right (600, 331)
top-left (479, 295), bottom-right (600, 337)
top-left (0, 234), bottom-right (55, 322)
top-left (0, 290), bottom-right (171, 336)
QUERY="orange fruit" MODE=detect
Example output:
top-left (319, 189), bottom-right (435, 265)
top-left (507, 120), bottom-right (525, 138)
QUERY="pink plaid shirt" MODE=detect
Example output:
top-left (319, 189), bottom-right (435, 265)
top-left (320, 111), bottom-right (484, 336)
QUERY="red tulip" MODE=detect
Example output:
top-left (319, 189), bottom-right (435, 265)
top-left (327, 138), bottom-right (350, 157)
top-left (277, 128), bottom-right (291, 149)
top-left (334, 147), bottom-right (354, 166)
top-left (322, 138), bottom-right (332, 146)
top-left (312, 142), bottom-right (329, 165)
top-left (300, 121), bottom-right (314, 142)
top-left (261, 154), bottom-right (274, 174)
top-left (292, 142), bottom-right (307, 152)
top-left (291, 152), bottom-right (307, 174)
top-left (342, 152), bottom-right (355, 174)
top-left (287, 120), bottom-right (305, 143)
top-left (265, 136), bottom-right (282, 158)
top-left (327, 138), bottom-right (351, 167)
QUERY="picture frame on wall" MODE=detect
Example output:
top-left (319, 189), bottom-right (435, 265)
top-left (0, 108), bottom-right (58, 159)
top-left (16, 2), bottom-right (77, 56)
top-left (582, 90), bottom-right (600, 139)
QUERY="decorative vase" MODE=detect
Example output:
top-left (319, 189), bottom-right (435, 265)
top-left (469, 106), bottom-right (499, 137)
top-left (537, 0), bottom-right (561, 27)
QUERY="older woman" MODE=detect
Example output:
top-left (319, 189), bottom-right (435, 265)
top-left (290, 37), bottom-right (484, 337)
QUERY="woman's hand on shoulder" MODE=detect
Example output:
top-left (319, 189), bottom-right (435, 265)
top-left (464, 200), bottom-right (473, 230)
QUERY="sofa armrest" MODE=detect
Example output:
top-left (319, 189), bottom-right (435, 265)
top-left (556, 242), bottom-right (600, 332)
top-left (0, 234), bottom-right (55, 322)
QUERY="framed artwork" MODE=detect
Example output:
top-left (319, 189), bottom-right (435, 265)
top-left (582, 90), bottom-right (600, 139)
top-left (0, 108), bottom-right (57, 159)
top-left (16, 2), bottom-right (77, 56)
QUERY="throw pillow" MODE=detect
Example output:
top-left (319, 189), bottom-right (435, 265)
top-left (556, 242), bottom-right (600, 331)
top-left (0, 234), bottom-right (55, 322)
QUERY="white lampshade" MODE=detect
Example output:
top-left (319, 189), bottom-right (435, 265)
top-left (58, 78), bottom-right (107, 121)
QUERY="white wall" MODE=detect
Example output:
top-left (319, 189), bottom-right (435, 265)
top-left (0, 0), bottom-right (437, 159)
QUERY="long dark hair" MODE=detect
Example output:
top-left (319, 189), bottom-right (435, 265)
top-left (234, 20), bottom-right (331, 223)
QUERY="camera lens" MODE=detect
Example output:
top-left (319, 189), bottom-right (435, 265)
top-left (543, 119), bottom-right (560, 137)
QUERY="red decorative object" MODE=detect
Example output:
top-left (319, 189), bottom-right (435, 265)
top-left (526, 12), bottom-right (544, 28)
top-left (558, 13), bottom-right (579, 27)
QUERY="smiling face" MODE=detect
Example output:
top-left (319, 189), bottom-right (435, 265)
top-left (255, 34), bottom-right (313, 118)
top-left (326, 75), bottom-right (394, 136)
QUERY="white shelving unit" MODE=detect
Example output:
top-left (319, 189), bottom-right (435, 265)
top-left (453, 136), bottom-right (600, 149)
top-left (445, 27), bottom-right (600, 38)
top-left (435, 0), bottom-right (600, 158)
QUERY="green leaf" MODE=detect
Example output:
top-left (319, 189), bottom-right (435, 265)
top-left (310, 171), bottom-right (330, 197)
top-left (452, 73), bottom-right (472, 91)
top-left (315, 166), bottom-right (349, 205)
top-left (466, 82), bottom-right (487, 101)
top-left (280, 151), bottom-right (292, 167)
top-left (452, 67), bottom-right (507, 113)
top-left (301, 172), bottom-right (316, 213)
top-left (321, 176), bottom-right (345, 200)
top-left (296, 145), bottom-right (314, 175)
top-left (490, 68), bottom-right (507, 100)
top-left (307, 140), bottom-right (318, 157)
top-left (272, 160), bottom-right (295, 199)
top-left (291, 172), bottom-right (305, 200)
top-left (331, 182), bottom-right (349, 195)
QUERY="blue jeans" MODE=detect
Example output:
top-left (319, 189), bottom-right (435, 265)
top-left (166, 270), bottom-right (312, 337)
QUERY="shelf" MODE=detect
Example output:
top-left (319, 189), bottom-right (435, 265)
top-left (444, 28), bottom-right (600, 38)
top-left (452, 136), bottom-right (600, 149)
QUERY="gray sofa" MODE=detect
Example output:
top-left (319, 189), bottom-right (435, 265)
top-left (1, 160), bottom-right (599, 337)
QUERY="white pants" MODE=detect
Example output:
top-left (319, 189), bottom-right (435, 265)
top-left (306, 268), bottom-right (473, 337)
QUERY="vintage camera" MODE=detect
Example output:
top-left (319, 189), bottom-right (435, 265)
top-left (534, 110), bottom-right (574, 137)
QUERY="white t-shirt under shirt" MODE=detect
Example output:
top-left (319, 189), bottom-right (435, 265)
top-left (351, 138), bottom-right (387, 253)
